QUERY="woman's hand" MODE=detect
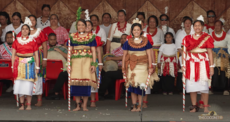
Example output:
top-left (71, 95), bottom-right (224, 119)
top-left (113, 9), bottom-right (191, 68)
top-left (157, 63), bottom-right (161, 69)
top-left (99, 65), bottom-right (103, 71)
top-left (42, 60), bottom-right (47, 68)
top-left (36, 69), bottom-right (39, 74)
top-left (148, 68), bottom-right (153, 74)
top-left (91, 66), bottom-right (96, 73)
top-left (210, 67), bottom-right (214, 76)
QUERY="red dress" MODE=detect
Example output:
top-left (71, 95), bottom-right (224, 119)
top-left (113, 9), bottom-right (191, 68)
top-left (182, 33), bottom-right (214, 82)
top-left (17, 28), bottom-right (47, 47)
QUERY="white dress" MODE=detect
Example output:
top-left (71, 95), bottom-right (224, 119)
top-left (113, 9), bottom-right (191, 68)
top-left (175, 28), bottom-right (194, 49)
top-left (37, 17), bottom-right (60, 29)
top-left (100, 24), bottom-right (111, 38)
top-left (1, 24), bottom-right (23, 42)
top-left (92, 27), bottom-right (107, 45)
top-left (160, 26), bottom-right (176, 37)
top-left (108, 22), bottom-right (131, 52)
top-left (143, 27), bottom-right (164, 46)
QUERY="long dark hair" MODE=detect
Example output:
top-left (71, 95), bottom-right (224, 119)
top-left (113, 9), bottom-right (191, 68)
top-left (42, 4), bottom-right (51, 10)
top-left (131, 23), bottom-right (143, 37)
top-left (164, 32), bottom-right (175, 43)
top-left (0, 11), bottom-right (11, 25)
top-left (12, 12), bottom-right (23, 23)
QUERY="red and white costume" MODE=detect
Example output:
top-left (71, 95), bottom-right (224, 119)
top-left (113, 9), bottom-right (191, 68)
top-left (182, 33), bottom-right (214, 93)
top-left (13, 37), bottom-right (38, 97)
top-left (0, 42), bottom-right (12, 59)
top-left (17, 28), bottom-right (47, 95)
top-left (158, 44), bottom-right (178, 77)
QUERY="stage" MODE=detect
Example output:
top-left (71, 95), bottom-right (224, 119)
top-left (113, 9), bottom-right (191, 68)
top-left (0, 92), bottom-right (229, 122)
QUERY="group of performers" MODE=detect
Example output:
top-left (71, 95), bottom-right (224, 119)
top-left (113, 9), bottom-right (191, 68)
top-left (0, 5), bottom-right (229, 114)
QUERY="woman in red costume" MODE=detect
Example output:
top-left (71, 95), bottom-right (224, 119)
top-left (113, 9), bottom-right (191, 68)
top-left (182, 15), bottom-right (214, 113)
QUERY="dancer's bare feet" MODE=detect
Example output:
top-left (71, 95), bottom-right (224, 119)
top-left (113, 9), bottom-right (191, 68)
top-left (90, 101), bottom-right (96, 107)
top-left (25, 103), bottom-right (32, 110)
top-left (203, 105), bottom-right (210, 113)
top-left (73, 107), bottom-right (81, 111)
top-left (35, 100), bottom-right (42, 107)
top-left (189, 105), bottom-right (199, 113)
top-left (82, 105), bottom-right (88, 111)
top-left (131, 108), bottom-right (137, 112)
top-left (143, 101), bottom-right (148, 108)
top-left (136, 105), bottom-right (141, 112)
top-left (199, 104), bottom-right (204, 109)
top-left (19, 104), bottom-right (24, 110)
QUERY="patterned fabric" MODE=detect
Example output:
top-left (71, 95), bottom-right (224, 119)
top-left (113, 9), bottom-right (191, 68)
top-left (111, 46), bottom-right (123, 66)
top-left (48, 46), bottom-right (68, 54)
top-left (53, 26), bottom-right (69, 45)
top-left (159, 55), bottom-right (177, 77)
top-left (0, 43), bottom-right (12, 59)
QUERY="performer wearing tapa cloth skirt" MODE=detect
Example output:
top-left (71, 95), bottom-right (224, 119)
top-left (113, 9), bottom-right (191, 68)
top-left (158, 32), bottom-right (178, 95)
top-left (122, 22), bottom-right (159, 112)
top-left (12, 24), bottom-right (39, 110)
top-left (17, 15), bottom-right (48, 107)
top-left (85, 18), bottom-right (103, 108)
top-left (182, 15), bottom-right (214, 113)
top-left (68, 19), bottom-right (97, 111)
top-left (210, 19), bottom-right (230, 95)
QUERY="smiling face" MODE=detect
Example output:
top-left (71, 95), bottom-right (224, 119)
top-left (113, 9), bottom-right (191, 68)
top-left (21, 25), bottom-right (30, 37)
top-left (132, 25), bottom-right (141, 38)
top-left (85, 21), bottom-right (92, 33)
top-left (77, 21), bottom-right (86, 33)
top-left (50, 15), bottom-right (58, 26)
top-left (193, 21), bottom-right (203, 34)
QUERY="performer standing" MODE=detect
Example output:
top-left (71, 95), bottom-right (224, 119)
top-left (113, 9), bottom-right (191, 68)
top-left (210, 19), bottom-right (230, 95)
top-left (158, 32), bottom-right (178, 95)
top-left (85, 17), bottom-right (103, 108)
top-left (68, 19), bottom-right (97, 111)
top-left (182, 15), bottom-right (214, 113)
top-left (122, 19), bottom-right (159, 112)
top-left (106, 9), bottom-right (131, 53)
top-left (12, 24), bottom-right (39, 110)
top-left (17, 16), bottom-right (48, 106)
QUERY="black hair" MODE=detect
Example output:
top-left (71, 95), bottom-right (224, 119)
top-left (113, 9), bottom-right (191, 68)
top-left (82, 9), bottom-right (86, 11)
top-left (183, 17), bottom-right (192, 23)
top-left (12, 12), bottom-right (23, 23)
top-left (207, 10), bottom-right (216, 17)
top-left (137, 12), bottom-right (145, 19)
top-left (193, 20), bottom-right (204, 26)
top-left (86, 20), bottom-right (93, 27)
top-left (121, 33), bottom-right (128, 37)
top-left (102, 13), bottom-right (111, 19)
top-left (164, 32), bottom-right (175, 44)
top-left (77, 19), bottom-right (87, 27)
top-left (117, 9), bottom-right (126, 16)
top-left (147, 15), bottom-right (158, 26)
top-left (21, 24), bottom-right (31, 35)
top-left (131, 23), bottom-right (143, 37)
top-left (0, 11), bottom-right (11, 25)
top-left (5, 31), bottom-right (13, 41)
top-left (215, 20), bottom-right (223, 26)
top-left (50, 14), bottom-right (59, 21)
top-left (90, 14), bottom-right (99, 21)
top-left (160, 14), bottom-right (169, 21)
top-left (28, 15), bottom-right (37, 27)
top-left (48, 33), bottom-right (56, 38)
top-left (42, 4), bottom-right (51, 10)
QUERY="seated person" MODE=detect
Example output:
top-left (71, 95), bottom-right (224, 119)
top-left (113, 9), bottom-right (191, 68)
top-left (46, 33), bottom-right (68, 100)
top-left (99, 34), bottom-right (127, 99)
top-left (0, 31), bottom-right (13, 92)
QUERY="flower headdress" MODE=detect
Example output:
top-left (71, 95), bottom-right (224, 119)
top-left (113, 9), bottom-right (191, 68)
top-left (24, 17), bottom-right (33, 30)
top-left (85, 9), bottom-right (90, 21)
top-left (132, 18), bottom-right (142, 24)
